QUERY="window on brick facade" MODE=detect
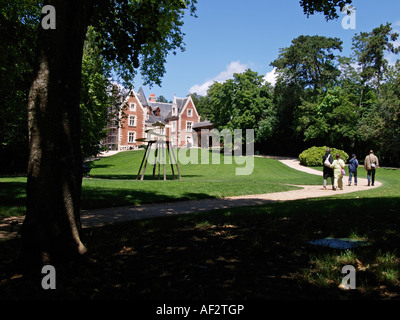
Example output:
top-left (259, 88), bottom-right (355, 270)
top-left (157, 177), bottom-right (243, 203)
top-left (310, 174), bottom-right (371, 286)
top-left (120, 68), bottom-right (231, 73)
top-left (129, 103), bottom-right (136, 111)
top-left (171, 121), bottom-right (176, 132)
top-left (186, 121), bottom-right (193, 132)
top-left (129, 115), bottom-right (136, 127)
top-left (187, 109), bottom-right (193, 117)
top-left (128, 132), bottom-right (136, 143)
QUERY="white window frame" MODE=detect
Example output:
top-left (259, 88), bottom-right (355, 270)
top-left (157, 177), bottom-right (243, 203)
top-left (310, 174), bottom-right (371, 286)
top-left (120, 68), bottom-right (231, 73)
top-left (129, 103), bottom-right (136, 111)
top-left (186, 121), bottom-right (193, 132)
top-left (171, 121), bottom-right (176, 133)
top-left (128, 131), bottom-right (136, 143)
top-left (128, 115), bottom-right (136, 127)
top-left (187, 109), bottom-right (193, 117)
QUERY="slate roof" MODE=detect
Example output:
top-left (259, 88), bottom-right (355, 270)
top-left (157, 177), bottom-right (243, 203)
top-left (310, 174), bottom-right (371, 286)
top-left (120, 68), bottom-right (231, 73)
top-left (149, 102), bottom-right (174, 119)
top-left (138, 87), bottom-right (192, 124)
top-left (193, 120), bottom-right (213, 129)
top-left (146, 114), bottom-right (166, 125)
top-left (137, 87), bottom-right (149, 107)
top-left (176, 97), bottom-right (189, 113)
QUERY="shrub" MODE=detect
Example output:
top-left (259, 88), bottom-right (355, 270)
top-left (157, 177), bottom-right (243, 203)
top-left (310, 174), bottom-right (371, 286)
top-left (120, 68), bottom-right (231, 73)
top-left (299, 146), bottom-right (349, 167)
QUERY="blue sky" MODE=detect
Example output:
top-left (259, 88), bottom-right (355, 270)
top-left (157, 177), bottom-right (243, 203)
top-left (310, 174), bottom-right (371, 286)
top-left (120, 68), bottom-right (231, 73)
top-left (134, 0), bottom-right (400, 101)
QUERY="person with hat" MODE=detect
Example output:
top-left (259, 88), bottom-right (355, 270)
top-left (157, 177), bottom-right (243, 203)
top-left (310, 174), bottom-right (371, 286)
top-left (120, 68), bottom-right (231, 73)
top-left (364, 150), bottom-right (379, 186)
top-left (348, 154), bottom-right (358, 186)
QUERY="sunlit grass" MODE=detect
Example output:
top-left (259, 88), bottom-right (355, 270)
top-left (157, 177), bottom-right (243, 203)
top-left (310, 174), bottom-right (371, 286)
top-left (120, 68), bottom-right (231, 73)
top-left (0, 150), bottom-right (324, 216)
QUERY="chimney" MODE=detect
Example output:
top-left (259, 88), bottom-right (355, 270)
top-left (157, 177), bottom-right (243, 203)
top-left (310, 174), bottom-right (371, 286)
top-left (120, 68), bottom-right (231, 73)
top-left (149, 94), bottom-right (157, 102)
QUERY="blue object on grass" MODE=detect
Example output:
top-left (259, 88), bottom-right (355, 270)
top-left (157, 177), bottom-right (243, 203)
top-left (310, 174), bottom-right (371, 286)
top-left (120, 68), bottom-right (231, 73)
top-left (308, 237), bottom-right (369, 249)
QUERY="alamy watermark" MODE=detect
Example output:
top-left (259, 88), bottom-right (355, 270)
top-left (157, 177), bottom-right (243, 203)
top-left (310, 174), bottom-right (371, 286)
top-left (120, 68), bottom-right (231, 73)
top-left (341, 265), bottom-right (356, 290)
top-left (41, 265), bottom-right (56, 290)
top-left (147, 129), bottom-right (255, 176)
top-left (41, 5), bottom-right (56, 30)
top-left (341, 5), bottom-right (356, 30)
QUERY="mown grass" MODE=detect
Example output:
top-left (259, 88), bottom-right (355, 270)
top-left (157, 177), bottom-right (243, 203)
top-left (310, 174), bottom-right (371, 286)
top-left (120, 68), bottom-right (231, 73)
top-left (0, 150), bottom-right (322, 216)
top-left (0, 151), bottom-right (399, 300)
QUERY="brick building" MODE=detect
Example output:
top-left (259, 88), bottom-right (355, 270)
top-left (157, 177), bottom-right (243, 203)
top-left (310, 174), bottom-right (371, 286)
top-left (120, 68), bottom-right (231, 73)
top-left (102, 87), bottom-right (201, 150)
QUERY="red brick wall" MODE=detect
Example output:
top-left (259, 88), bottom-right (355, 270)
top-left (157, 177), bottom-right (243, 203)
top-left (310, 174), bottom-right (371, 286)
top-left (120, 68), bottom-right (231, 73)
top-left (178, 98), bottom-right (201, 147)
top-left (119, 92), bottom-right (145, 150)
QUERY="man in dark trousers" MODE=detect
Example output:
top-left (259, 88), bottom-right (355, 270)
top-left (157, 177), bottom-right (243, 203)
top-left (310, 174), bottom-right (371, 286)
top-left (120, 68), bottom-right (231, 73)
top-left (348, 154), bottom-right (358, 186)
top-left (323, 148), bottom-right (334, 189)
top-left (364, 150), bottom-right (379, 186)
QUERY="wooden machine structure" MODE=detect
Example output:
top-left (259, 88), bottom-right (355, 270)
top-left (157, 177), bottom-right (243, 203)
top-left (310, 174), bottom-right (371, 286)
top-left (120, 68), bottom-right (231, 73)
top-left (135, 122), bottom-right (182, 181)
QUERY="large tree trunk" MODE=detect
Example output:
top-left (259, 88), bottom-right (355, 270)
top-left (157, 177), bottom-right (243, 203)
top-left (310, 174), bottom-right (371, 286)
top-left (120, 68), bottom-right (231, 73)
top-left (21, 1), bottom-right (92, 272)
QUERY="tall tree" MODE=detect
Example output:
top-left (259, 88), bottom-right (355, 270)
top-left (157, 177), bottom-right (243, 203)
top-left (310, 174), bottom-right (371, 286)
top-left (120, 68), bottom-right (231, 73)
top-left (21, 0), bottom-right (197, 272)
top-left (271, 35), bottom-right (343, 92)
top-left (206, 69), bottom-right (275, 143)
top-left (358, 61), bottom-right (400, 165)
top-left (352, 23), bottom-right (400, 96)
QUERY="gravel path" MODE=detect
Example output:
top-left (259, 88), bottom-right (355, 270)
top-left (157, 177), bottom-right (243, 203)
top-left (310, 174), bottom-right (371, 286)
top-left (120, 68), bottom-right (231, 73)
top-left (0, 156), bottom-right (381, 240)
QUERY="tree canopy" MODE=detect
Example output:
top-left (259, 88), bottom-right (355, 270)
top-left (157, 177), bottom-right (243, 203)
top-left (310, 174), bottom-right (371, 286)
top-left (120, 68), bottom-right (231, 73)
top-left (194, 23), bottom-right (400, 165)
top-left (91, 0), bottom-right (197, 87)
top-left (271, 35), bottom-right (343, 91)
top-left (206, 69), bottom-right (275, 143)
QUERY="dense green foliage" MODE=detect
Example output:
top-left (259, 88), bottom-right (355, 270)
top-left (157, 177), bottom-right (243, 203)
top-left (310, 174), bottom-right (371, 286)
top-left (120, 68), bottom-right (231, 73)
top-left (203, 70), bottom-right (276, 143)
top-left (91, 0), bottom-right (197, 88)
top-left (80, 27), bottom-right (123, 159)
top-left (194, 23), bottom-right (400, 166)
top-left (300, 0), bottom-right (353, 20)
top-left (299, 146), bottom-right (349, 167)
top-left (0, 0), bottom-right (198, 173)
top-left (271, 35), bottom-right (343, 91)
top-left (0, 0), bottom-right (39, 173)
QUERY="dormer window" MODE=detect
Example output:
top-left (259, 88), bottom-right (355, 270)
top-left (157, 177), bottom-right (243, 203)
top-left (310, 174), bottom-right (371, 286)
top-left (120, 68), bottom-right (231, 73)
top-left (172, 106), bottom-right (177, 116)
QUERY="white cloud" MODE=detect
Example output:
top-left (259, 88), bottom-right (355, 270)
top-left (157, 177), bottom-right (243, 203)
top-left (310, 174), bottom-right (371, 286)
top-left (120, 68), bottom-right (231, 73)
top-left (263, 68), bottom-right (278, 86)
top-left (189, 61), bottom-right (247, 96)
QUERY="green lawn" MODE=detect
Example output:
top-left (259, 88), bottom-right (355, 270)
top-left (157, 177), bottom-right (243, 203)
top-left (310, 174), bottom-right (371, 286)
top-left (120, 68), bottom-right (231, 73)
top-left (1, 151), bottom-right (400, 299)
top-left (1, 150), bottom-right (322, 216)
top-left (81, 150), bottom-right (322, 209)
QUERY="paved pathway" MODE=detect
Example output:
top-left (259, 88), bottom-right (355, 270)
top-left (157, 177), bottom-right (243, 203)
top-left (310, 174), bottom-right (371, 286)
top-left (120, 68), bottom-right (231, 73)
top-left (0, 156), bottom-right (381, 240)
top-left (79, 156), bottom-right (381, 227)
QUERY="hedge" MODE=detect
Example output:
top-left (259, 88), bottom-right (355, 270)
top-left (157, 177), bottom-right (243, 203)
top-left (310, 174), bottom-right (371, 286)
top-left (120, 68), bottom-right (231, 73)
top-left (299, 146), bottom-right (349, 167)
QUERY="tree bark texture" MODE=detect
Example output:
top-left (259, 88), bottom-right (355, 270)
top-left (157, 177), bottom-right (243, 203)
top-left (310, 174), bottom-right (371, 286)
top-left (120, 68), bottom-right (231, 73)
top-left (21, 0), bottom-right (93, 271)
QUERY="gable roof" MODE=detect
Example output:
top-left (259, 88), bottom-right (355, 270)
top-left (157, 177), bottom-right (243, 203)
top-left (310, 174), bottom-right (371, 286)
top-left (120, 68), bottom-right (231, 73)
top-left (136, 88), bottom-right (197, 124)
top-left (121, 88), bottom-right (146, 113)
top-left (137, 87), bottom-right (149, 107)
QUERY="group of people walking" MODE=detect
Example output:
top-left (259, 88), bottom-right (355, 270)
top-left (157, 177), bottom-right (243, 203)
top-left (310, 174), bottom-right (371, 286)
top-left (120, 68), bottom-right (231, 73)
top-left (322, 148), bottom-right (379, 190)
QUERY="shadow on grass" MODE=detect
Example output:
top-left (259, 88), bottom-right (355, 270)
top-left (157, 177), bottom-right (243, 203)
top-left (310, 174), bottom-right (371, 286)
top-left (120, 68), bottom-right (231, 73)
top-left (87, 174), bottom-right (201, 180)
top-left (1, 196), bottom-right (400, 300)
top-left (0, 182), bottom-right (26, 206)
top-left (80, 187), bottom-right (214, 210)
